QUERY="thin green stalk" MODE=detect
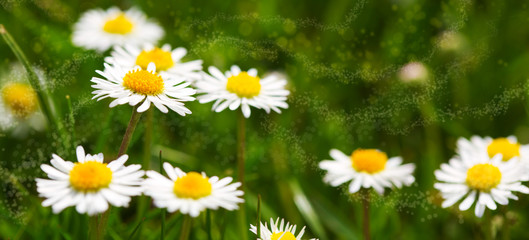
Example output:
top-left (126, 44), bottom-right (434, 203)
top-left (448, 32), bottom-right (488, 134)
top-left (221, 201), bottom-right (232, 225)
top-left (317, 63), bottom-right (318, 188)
top-left (207, 210), bottom-right (212, 240)
top-left (179, 215), bottom-right (192, 240)
top-left (256, 194), bottom-right (261, 240)
top-left (160, 151), bottom-right (166, 240)
top-left (0, 24), bottom-right (66, 140)
top-left (65, 95), bottom-right (75, 149)
top-left (96, 105), bottom-right (143, 240)
top-left (236, 109), bottom-right (248, 240)
top-left (362, 190), bottom-right (370, 240)
top-left (237, 109), bottom-right (246, 186)
top-left (118, 105), bottom-right (143, 156)
top-left (137, 108), bottom-right (153, 237)
top-left (89, 216), bottom-right (99, 240)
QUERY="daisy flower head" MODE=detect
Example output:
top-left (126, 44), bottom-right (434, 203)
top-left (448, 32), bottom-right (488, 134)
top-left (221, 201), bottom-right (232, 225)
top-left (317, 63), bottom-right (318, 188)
top-left (91, 62), bottom-right (196, 115)
top-left (106, 43), bottom-right (203, 83)
top-left (319, 148), bottom-right (415, 195)
top-left (250, 218), bottom-right (318, 240)
top-left (143, 162), bottom-right (244, 217)
top-left (434, 138), bottom-right (529, 217)
top-left (0, 64), bottom-right (47, 135)
top-left (36, 146), bottom-right (144, 215)
top-left (196, 65), bottom-right (290, 118)
top-left (72, 7), bottom-right (164, 52)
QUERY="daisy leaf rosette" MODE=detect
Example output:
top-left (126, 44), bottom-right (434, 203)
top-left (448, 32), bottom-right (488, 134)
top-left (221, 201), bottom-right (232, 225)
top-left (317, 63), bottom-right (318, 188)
top-left (196, 65), bottom-right (289, 118)
top-left (91, 62), bottom-right (195, 114)
top-left (72, 7), bottom-right (164, 52)
top-left (143, 162), bottom-right (244, 217)
top-left (319, 149), bottom-right (415, 194)
top-left (106, 43), bottom-right (203, 83)
top-left (434, 137), bottom-right (529, 217)
top-left (36, 146), bottom-right (144, 215)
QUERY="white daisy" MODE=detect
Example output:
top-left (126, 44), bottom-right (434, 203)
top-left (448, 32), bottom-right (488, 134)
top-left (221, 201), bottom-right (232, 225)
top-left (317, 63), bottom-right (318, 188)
top-left (319, 149), bottom-right (415, 195)
top-left (36, 146), bottom-right (144, 216)
top-left (106, 43), bottom-right (203, 82)
top-left (196, 65), bottom-right (290, 118)
top-left (250, 218), bottom-right (318, 240)
top-left (462, 136), bottom-right (529, 180)
top-left (143, 162), bottom-right (244, 217)
top-left (91, 62), bottom-right (196, 115)
top-left (434, 137), bottom-right (529, 217)
top-left (72, 7), bottom-right (164, 52)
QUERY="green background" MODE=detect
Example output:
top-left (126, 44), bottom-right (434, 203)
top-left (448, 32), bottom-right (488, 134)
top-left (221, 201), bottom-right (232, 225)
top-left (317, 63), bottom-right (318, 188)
top-left (1, 0), bottom-right (529, 239)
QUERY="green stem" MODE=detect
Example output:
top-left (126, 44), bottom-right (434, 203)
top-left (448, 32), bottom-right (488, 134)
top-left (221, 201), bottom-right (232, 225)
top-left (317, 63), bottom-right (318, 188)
top-left (89, 216), bottom-right (99, 240)
top-left (179, 215), bottom-right (192, 240)
top-left (362, 190), bottom-right (370, 240)
top-left (160, 151), bottom-right (166, 240)
top-left (118, 105), bottom-right (143, 157)
top-left (256, 194), bottom-right (261, 240)
top-left (0, 24), bottom-right (66, 139)
top-left (236, 110), bottom-right (248, 240)
top-left (96, 105), bottom-right (143, 239)
top-left (65, 95), bottom-right (75, 149)
top-left (237, 109), bottom-right (246, 187)
top-left (207, 210), bottom-right (212, 240)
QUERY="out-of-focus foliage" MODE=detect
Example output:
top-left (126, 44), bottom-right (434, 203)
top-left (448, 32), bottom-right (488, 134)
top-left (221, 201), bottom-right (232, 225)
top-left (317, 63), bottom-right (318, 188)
top-left (1, 0), bottom-right (529, 239)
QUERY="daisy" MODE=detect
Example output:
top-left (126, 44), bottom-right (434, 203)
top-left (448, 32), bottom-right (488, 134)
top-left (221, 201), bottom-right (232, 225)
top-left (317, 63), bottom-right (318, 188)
top-left (91, 62), bottom-right (196, 114)
top-left (0, 64), bottom-right (47, 135)
top-left (250, 218), bottom-right (318, 240)
top-left (462, 136), bottom-right (529, 180)
top-left (434, 137), bottom-right (529, 217)
top-left (319, 148), bottom-right (415, 194)
top-left (72, 7), bottom-right (164, 52)
top-left (196, 65), bottom-right (289, 118)
top-left (143, 162), bottom-right (244, 217)
top-left (106, 43), bottom-right (203, 82)
top-left (36, 146), bottom-right (144, 215)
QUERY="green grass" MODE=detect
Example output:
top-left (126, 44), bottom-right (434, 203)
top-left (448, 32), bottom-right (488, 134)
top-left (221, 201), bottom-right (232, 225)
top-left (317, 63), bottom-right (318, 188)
top-left (2, 0), bottom-right (529, 239)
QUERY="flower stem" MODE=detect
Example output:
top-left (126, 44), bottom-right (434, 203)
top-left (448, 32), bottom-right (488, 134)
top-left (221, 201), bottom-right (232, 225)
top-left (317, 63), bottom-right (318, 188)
top-left (362, 190), bottom-right (371, 240)
top-left (236, 109), bottom-right (248, 240)
top-left (206, 210), bottom-right (212, 240)
top-left (88, 215), bottom-right (99, 240)
top-left (179, 215), bottom-right (192, 240)
top-left (256, 194), bottom-right (261, 240)
top-left (160, 150), bottom-right (166, 240)
top-left (237, 109), bottom-right (246, 187)
top-left (96, 105), bottom-right (143, 239)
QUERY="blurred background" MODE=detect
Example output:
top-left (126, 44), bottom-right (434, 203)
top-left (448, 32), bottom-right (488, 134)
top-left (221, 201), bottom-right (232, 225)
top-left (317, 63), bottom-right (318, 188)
top-left (1, 0), bottom-right (529, 239)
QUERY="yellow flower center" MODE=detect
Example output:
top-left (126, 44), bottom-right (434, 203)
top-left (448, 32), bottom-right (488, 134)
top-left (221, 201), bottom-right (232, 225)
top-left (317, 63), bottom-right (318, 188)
top-left (122, 69), bottom-right (165, 95)
top-left (350, 149), bottom-right (387, 174)
top-left (466, 163), bottom-right (501, 192)
top-left (103, 14), bottom-right (133, 34)
top-left (226, 72), bottom-right (261, 98)
top-left (487, 138), bottom-right (520, 161)
top-left (271, 232), bottom-right (296, 240)
top-left (135, 48), bottom-right (174, 71)
top-left (69, 161), bottom-right (113, 192)
top-left (173, 172), bottom-right (212, 199)
top-left (1, 82), bottom-right (38, 118)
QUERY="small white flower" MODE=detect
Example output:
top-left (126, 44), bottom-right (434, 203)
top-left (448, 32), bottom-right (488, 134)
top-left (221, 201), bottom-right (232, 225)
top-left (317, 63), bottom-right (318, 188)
top-left (36, 146), bottom-right (144, 215)
top-left (434, 137), bottom-right (529, 217)
top-left (72, 7), bottom-right (164, 52)
top-left (196, 65), bottom-right (290, 118)
top-left (398, 62), bottom-right (429, 83)
top-left (250, 218), bottom-right (318, 240)
top-left (91, 62), bottom-right (195, 115)
top-left (319, 149), bottom-right (415, 195)
top-left (143, 162), bottom-right (244, 217)
top-left (106, 43), bottom-right (203, 83)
